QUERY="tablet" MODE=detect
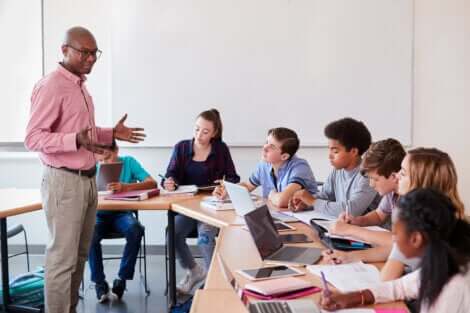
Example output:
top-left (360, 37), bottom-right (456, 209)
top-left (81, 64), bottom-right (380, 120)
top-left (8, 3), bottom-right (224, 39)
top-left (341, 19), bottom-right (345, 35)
top-left (237, 265), bottom-right (304, 281)
top-left (96, 162), bottom-right (123, 191)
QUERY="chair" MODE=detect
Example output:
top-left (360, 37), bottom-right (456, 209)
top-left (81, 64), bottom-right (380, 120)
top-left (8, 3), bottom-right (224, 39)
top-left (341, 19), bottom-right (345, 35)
top-left (6, 224), bottom-right (30, 272)
top-left (84, 211), bottom-right (150, 295)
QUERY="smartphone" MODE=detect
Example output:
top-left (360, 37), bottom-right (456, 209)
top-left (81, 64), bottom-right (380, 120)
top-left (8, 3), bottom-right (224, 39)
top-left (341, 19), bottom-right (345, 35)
top-left (279, 233), bottom-right (312, 244)
top-left (237, 265), bottom-right (304, 281)
top-left (274, 221), bottom-right (296, 232)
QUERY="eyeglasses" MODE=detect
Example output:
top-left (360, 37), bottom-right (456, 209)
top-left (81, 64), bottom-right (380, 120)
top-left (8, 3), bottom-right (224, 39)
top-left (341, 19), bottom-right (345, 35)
top-left (66, 45), bottom-right (102, 59)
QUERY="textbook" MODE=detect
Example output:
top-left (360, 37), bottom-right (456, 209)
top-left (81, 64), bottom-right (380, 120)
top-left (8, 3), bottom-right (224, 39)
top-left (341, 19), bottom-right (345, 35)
top-left (104, 188), bottom-right (160, 201)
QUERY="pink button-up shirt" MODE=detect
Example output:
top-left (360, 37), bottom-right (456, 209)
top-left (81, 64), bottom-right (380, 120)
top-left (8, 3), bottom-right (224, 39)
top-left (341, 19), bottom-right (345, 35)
top-left (25, 64), bottom-right (113, 170)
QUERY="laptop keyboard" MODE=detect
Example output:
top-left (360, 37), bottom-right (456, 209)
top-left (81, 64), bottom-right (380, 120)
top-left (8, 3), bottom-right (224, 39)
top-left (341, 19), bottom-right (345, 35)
top-left (252, 301), bottom-right (293, 313)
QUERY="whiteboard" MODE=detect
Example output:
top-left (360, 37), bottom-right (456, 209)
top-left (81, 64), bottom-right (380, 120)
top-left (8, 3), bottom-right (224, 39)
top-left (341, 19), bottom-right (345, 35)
top-left (0, 0), bottom-right (42, 142)
top-left (110, 0), bottom-right (413, 146)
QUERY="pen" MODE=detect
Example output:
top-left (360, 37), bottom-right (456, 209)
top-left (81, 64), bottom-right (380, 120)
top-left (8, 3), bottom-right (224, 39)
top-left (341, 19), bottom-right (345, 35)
top-left (345, 203), bottom-right (351, 223)
top-left (320, 271), bottom-right (331, 296)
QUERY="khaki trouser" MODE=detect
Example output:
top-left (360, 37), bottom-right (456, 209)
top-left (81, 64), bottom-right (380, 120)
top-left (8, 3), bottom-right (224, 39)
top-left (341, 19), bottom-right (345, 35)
top-left (41, 166), bottom-right (97, 313)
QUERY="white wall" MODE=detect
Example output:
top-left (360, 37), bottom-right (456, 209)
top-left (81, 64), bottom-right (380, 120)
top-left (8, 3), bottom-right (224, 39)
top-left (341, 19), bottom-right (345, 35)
top-left (2, 0), bottom-right (469, 245)
top-left (413, 0), bottom-right (470, 213)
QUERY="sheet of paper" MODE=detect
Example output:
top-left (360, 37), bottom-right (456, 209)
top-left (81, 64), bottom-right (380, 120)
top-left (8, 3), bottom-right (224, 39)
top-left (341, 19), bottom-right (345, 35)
top-left (308, 262), bottom-right (381, 292)
top-left (161, 185), bottom-right (198, 195)
top-left (282, 210), bottom-right (337, 224)
top-left (321, 309), bottom-right (375, 313)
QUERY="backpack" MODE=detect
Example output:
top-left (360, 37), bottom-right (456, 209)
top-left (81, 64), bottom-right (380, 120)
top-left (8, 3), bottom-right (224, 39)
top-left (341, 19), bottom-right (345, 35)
top-left (0, 267), bottom-right (45, 308)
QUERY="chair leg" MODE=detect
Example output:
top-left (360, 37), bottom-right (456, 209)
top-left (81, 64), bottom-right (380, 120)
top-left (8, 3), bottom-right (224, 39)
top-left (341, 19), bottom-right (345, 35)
top-left (142, 233), bottom-right (150, 295)
top-left (164, 230), bottom-right (168, 296)
top-left (23, 229), bottom-right (30, 272)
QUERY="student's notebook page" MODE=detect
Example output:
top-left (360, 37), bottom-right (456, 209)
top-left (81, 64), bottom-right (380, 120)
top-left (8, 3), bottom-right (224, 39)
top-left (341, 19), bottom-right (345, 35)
top-left (308, 262), bottom-right (380, 292)
top-left (282, 210), bottom-right (336, 224)
top-left (161, 185), bottom-right (198, 195)
top-left (200, 196), bottom-right (234, 211)
top-left (315, 220), bottom-right (389, 243)
top-left (321, 309), bottom-right (376, 313)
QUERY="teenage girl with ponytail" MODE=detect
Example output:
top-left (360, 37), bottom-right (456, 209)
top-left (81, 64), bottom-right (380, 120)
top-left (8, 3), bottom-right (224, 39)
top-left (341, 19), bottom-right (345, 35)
top-left (162, 109), bottom-right (240, 294)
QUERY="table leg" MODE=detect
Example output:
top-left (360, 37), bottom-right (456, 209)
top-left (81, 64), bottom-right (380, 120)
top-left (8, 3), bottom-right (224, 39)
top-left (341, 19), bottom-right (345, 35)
top-left (1, 217), bottom-right (11, 309)
top-left (167, 210), bottom-right (177, 311)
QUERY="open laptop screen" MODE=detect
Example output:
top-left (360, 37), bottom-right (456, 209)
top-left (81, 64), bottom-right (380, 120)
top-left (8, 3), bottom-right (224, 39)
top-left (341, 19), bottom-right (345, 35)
top-left (244, 205), bottom-right (283, 259)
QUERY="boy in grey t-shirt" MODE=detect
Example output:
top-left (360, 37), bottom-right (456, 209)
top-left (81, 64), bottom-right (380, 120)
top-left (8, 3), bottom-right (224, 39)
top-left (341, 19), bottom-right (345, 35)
top-left (290, 118), bottom-right (380, 217)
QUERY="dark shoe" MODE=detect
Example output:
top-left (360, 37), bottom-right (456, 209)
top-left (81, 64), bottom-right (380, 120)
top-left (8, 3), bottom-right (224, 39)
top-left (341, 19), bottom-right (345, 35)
top-left (95, 281), bottom-right (110, 303)
top-left (112, 279), bottom-right (126, 300)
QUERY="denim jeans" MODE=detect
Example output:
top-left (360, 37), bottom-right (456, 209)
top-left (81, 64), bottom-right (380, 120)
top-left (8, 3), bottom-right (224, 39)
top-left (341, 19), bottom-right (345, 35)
top-left (171, 214), bottom-right (218, 271)
top-left (88, 212), bottom-right (144, 284)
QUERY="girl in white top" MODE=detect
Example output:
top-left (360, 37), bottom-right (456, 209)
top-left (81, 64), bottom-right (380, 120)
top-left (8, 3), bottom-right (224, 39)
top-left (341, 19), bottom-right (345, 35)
top-left (321, 188), bottom-right (470, 313)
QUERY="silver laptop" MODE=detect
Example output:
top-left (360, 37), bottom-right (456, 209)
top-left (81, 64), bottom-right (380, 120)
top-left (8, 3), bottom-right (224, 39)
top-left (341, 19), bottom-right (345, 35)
top-left (216, 254), bottom-right (320, 313)
top-left (96, 162), bottom-right (123, 191)
top-left (224, 182), bottom-right (258, 216)
top-left (244, 205), bottom-right (322, 266)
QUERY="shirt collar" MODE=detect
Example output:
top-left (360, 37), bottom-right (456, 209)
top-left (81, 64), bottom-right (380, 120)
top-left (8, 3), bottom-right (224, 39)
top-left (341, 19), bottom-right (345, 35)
top-left (57, 63), bottom-right (87, 86)
top-left (270, 155), bottom-right (296, 176)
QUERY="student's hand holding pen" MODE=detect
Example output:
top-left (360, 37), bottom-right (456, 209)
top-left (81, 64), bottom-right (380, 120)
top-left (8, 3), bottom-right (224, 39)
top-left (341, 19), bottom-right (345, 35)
top-left (320, 289), bottom-right (374, 310)
top-left (212, 176), bottom-right (227, 199)
top-left (321, 249), bottom-right (358, 265)
top-left (163, 177), bottom-right (177, 191)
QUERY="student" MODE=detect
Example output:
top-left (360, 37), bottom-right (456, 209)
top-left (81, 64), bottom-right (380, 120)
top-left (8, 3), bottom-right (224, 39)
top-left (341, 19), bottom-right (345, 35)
top-left (162, 109), bottom-right (240, 294)
top-left (290, 117), bottom-right (380, 217)
top-left (321, 188), bottom-right (470, 313)
top-left (323, 148), bottom-right (466, 281)
top-left (89, 143), bottom-right (157, 302)
top-left (329, 138), bottom-right (406, 245)
top-left (213, 127), bottom-right (318, 207)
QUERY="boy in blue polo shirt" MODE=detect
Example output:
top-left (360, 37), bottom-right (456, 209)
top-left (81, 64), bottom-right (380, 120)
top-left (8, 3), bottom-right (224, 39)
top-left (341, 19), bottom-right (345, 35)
top-left (89, 143), bottom-right (157, 302)
top-left (214, 127), bottom-right (317, 207)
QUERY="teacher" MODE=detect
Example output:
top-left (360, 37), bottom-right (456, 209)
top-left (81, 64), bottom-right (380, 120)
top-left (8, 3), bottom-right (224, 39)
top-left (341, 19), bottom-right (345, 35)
top-left (25, 26), bottom-right (145, 313)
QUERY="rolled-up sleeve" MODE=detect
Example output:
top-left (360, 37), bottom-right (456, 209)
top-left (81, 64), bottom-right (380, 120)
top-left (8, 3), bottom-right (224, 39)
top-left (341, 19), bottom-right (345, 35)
top-left (287, 162), bottom-right (318, 193)
top-left (248, 162), bottom-right (263, 187)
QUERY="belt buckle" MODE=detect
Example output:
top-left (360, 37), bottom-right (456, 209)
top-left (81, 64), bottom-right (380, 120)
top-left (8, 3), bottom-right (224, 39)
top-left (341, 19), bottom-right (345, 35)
top-left (78, 169), bottom-right (83, 176)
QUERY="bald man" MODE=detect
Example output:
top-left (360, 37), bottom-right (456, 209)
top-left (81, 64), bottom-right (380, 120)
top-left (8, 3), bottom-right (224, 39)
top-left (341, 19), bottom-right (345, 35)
top-left (25, 27), bottom-right (145, 313)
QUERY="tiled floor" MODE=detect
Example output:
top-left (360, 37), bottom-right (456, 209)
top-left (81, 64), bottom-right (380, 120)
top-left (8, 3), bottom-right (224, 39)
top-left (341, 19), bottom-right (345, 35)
top-left (8, 254), bottom-right (195, 313)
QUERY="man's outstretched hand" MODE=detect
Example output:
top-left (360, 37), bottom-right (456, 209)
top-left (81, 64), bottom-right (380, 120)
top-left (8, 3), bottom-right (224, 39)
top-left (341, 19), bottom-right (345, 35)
top-left (114, 114), bottom-right (146, 143)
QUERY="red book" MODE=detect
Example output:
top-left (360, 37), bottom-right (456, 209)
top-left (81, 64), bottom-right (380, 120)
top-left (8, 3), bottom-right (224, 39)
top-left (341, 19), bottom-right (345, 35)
top-left (104, 188), bottom-right (160, 201)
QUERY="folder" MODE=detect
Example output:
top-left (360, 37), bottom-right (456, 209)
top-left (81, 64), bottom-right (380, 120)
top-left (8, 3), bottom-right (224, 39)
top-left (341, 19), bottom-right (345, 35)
top-left (104, 188), bottom-right (160, 201)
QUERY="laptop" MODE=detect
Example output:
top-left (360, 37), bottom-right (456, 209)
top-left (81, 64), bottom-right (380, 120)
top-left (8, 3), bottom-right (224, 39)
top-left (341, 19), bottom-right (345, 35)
top-left (96, 162), bottom-right (123, 192)
top-left (216, 254), bottom-right (320, 313)
top-left (244, 205), bottom-right (323, 266)
top-left (224, 182), bottom-right (258, 216)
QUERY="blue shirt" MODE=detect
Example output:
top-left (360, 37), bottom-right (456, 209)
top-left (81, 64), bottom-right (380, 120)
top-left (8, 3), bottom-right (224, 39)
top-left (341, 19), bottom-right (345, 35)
top-left (248, 155), bottom-right (318, 198)
top-left (97, 155), bottom-right (151, 215)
